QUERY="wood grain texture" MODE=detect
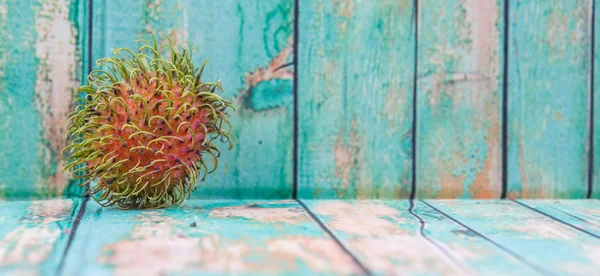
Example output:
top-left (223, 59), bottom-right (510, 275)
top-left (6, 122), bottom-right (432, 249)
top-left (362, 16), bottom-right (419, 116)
top-left (62, 200), bottom-right (360, 275)
top-left (416, 0), bottom-right (503, 199)
top-left (302, 200), bottom-right (540, 275)
top-left (0, 0), bottom-right (85, 198)
top-left (298, 0), bottom-right (414, 199)
top-left (0, 198), bottom-right (82, 275)
top-left (91, 0), bottom-right (294, 199)
top-left (517, 199), bottom-right (600, 237)
top-left (594, 0), bottom-right (600, 199)
top-left (428, 200), bottom-right (600, 275)
top-left (507, 0), bottom-right (591, 198)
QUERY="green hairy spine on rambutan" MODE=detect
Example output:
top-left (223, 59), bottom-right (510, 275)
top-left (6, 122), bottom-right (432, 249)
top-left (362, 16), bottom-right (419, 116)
top-left (63, 33), bottom-right (235, 209)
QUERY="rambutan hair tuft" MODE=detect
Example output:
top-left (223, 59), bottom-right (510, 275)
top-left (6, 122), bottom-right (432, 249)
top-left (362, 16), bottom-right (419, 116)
top-left (63, 33), bottom-right (235, 209)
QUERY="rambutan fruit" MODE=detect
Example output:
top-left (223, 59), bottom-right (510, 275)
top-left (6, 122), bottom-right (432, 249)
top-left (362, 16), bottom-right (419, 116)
top-left (63, 34), bottom-right (235, 209)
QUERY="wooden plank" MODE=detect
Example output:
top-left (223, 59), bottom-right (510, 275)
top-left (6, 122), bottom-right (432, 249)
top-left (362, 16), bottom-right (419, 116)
top-left (0, 0), bottom-right (85, 198)
top-left (594, 0), bottom-right (600, 199)
top-left (428, 200), bottom-right (600, 275)
top-left (517, 199), bottom-right (600, 237)
top-left (92, 0), bottom-right (294, 199)
top-left (298, 0), bottom-right (414, 199)
top-left (62, 200), bottom-right (361, 275)
top-left (302, 199), bottom-right (540, 275)
top-left (416, 0), bottom-right (504, 199)
top-left (507, 0), bottom-right (591, 198)
top-left (0, 198), bottom-right (82, 274)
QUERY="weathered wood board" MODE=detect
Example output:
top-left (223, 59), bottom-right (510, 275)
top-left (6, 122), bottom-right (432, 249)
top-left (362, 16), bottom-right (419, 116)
top-left (298, 0), bottom-right (415, 199)
top-left (506, 0), bottom-right (591, 198)
top-left (0, 198), bottom-right (82, 275)
top-left (62, 200), bottom-right (361, 275)
top-left (91, 0), bottom-right (294, 199)
top-left (302, 200), bottom-right (541, 275)
top-left (428, 200), bottom-right (600, 275)
top-left (0, 0), bottom-right (85, 198)
top-left (517, 199), bottom-right (600, 237)
top-left (416, 0), bottom-right (504, 199)
top-left (594, 0), bottom-right (600, 199)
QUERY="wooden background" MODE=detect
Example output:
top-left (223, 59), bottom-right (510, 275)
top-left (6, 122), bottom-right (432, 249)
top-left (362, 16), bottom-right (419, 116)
top-left (0, 0), bottom-right (597, 200)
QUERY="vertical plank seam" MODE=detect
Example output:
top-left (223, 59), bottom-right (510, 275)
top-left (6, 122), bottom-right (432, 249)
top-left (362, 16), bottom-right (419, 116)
top-left (56, 196), bottom-right (89, 275)
top-left (588, 0), bottom-right (595, 199)
top-left (296, 199), bottom-right (372, 275)
top-left (501, 0), bottom-right (510, 199)
top-left (57, 0), bottom-right (93, 272)
top-left (87, 0), bottom-right (92, 76)
top-left (407, 200), bottom-right (470, 272)
top-left (410, 0), bottom-right (419, 200)
top-left (512, 200), bottom-right (600, 239)
top-left (292, 0), bottom-right (299, 199)
top-left (421, 200), bottom-right (554, 275)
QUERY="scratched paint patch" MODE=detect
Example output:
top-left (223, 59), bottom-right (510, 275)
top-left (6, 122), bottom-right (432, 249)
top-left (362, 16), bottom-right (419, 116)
top-left (241, 42), bottom-right (293, 111)
top-left (209, 200), bottom-right (310, 224)
top-left (349, 236), bottom-right (468, 275)
top-left (305, 200), bottom-right (468, 274)
top-left (99, 212), bottom-right (206, 276)
top-left (92, 201), bottom-right (360, 275)
top-left (33, 0), bottom-right (80, 197)
top-left (416, 0), bottom-right (502, 199)
top-left (0, 199), bottom-right (76, 274)
top-left (311, 201), bottom-right (406, 236)
top-left (430, 200), bottom-right (600, 274)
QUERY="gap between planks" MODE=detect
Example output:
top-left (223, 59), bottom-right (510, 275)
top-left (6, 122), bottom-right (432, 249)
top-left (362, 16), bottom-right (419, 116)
top-left (296, 199), bottom-right (373, 276)
top-left (512, 199), bottom-right (600, 239)
top-left (56, 196), bottom-right (90, 275)
top-left (421, 200), bottom-right (552, 275)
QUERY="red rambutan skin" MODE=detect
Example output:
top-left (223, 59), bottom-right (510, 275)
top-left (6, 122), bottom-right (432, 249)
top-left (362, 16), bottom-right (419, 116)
top-left (88, 75), bottom-right (212, 196)
top-left (64, 35), bottom-right (234, 209)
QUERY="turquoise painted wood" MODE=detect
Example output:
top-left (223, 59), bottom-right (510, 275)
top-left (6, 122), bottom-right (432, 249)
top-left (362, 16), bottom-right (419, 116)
top-left (594, 0), bottom-right (600, 199)
top-left (428, 200), bottom-right (600, 275)
top-left (302, 200), bottom-right (540, 275)
top-left (298, 0), bottom-right (414, 199)
top-left (62, 200), bottom-right (361, 275)
top-left (91, 0), bottom-right (294, 199)
top-left (0, 198), bottom-right (82, 275)
top-left (517, 199), bottom-right (600, 237)
top-left (507, 0), bottom-right (591, 198)
top-left (416, 0), bottom-right (504, 199)
top-left (0, 0), bottom-right (85, 198)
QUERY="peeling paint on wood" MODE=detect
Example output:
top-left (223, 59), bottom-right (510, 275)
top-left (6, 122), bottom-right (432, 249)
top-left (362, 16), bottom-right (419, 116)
top-left (428, 200), bottom-right (600, 275)
top-left (302, 200), bottom-right (540, 275)
top-left (0, 198), bottom-right (81, 275)
top-left (62, 200), bottom-right (360, 275)
top-left (416, 0), bottom-right (503, 199)
top-left (0, 0), bottom-right (84, 198)
top-left (507, 0), bottom-right (591, 198)
top-left (298, 0), bottom-right (414, 199)
top-left (34, 0), bottom-right (80, 197)
top-left (92, 0), bottom-right (294, 199)
top-left (517, 199), bottom-right (600, 237)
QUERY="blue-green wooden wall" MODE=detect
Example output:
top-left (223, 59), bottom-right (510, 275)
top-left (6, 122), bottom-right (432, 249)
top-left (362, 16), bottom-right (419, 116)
top-left (0, 0), bottom-right (599, 200)
top-left (0, 0), bottom-right (86, 199)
